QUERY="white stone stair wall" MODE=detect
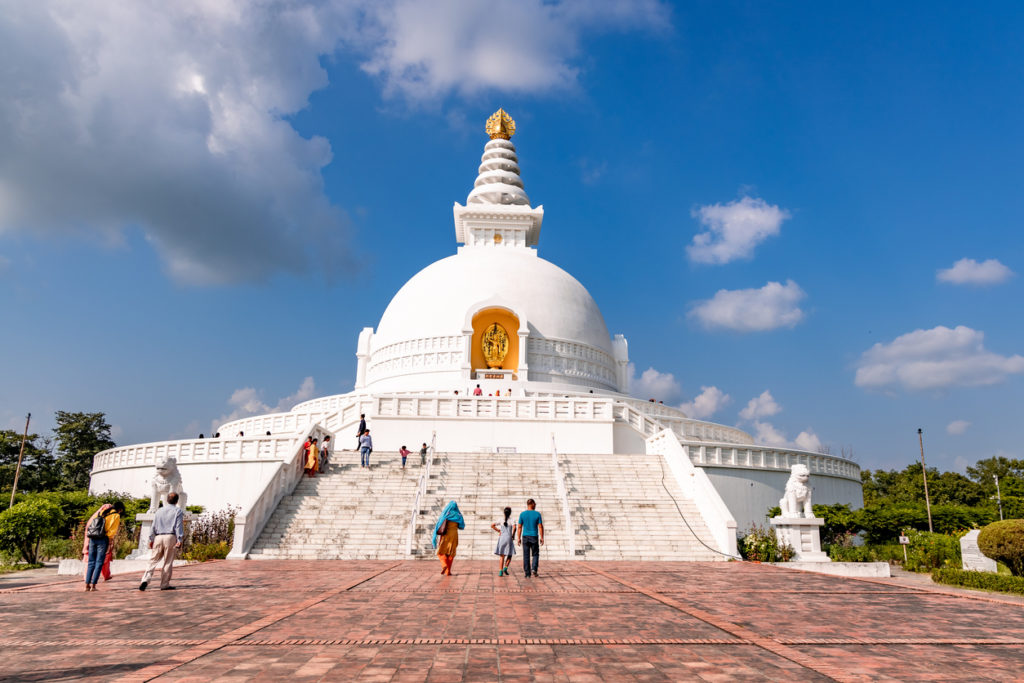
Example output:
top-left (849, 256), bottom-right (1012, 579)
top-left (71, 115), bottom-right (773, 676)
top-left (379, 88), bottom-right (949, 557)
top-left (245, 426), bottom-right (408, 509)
top-left (560, 453), bottom-right (727, 561)
top-left (414, 452), bottom-right (571, 560)
top-left (248, 451), bottom-right (421, 560)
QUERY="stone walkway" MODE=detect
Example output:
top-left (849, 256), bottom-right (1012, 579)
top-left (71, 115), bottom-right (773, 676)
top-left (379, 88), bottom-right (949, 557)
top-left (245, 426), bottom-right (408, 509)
top-left (1, 560), bottom-right (1022, 681)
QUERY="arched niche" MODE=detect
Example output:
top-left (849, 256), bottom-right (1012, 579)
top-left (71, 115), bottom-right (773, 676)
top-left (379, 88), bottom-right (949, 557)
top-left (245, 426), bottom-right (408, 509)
top-left (470, 307), bottom-right (521, 374)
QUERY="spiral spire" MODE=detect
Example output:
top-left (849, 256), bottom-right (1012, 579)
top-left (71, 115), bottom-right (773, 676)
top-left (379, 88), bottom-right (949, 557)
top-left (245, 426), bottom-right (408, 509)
top-left (467, 109), bottom-right (530, 206)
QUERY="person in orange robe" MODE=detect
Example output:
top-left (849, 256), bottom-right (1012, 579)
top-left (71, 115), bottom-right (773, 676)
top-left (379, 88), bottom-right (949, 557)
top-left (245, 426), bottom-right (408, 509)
top-left (305, 437), bottom-right (319, 477)
top-left (433, 500), bottom-right (465, 576)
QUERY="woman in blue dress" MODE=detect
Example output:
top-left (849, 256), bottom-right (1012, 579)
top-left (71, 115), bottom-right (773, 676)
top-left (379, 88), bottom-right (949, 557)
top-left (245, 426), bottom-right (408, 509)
top-left (490, 507), bottom-right (516, 576)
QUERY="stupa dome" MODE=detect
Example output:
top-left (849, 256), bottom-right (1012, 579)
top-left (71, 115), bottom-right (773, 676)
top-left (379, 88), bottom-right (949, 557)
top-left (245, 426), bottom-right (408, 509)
top-left (373, 248), bottom-right (613, 357)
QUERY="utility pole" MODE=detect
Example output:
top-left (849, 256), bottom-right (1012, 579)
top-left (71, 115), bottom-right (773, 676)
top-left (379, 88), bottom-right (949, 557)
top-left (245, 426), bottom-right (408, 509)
top-left (917, 428), bottom-right (933, 533)
top-left (994, 474), bottom-right (1004, 521)
top-left (8, 413), bottom-right (31, 509)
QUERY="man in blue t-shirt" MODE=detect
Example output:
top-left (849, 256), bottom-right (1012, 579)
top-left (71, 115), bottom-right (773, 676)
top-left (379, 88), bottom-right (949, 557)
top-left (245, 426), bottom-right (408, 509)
top-left (516, 498), bottom-right (544, 578)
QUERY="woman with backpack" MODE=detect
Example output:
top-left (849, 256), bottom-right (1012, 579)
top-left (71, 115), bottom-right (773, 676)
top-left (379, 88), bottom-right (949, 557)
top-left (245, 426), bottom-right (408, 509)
top-left (82, 501), bottom-right (125, 591)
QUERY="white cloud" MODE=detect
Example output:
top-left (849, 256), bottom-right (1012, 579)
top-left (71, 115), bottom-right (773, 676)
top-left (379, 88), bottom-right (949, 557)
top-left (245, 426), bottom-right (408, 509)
top-left (750, 420), bottom-right (823, 453)
top-left (946, 420), bottom-right (971, 435)
top-left (793, 430), bottom-right (822, 452)
top-left (213, 376), bottom-right (316, 433)
top-left (689, 280), bottom-right (806, 332)
top-left (274, 376), bottom-right (317, 412)
top-left (0, 1), bottom-right (670, 284)
top-left (739, 390), bottom-right (781, 420)
top-left (0, 1), bottom-right (365, 284)
top-left (687, 196), bottom-right (790, 264)
top-left (360, 0), bottom-right (671, 100)
top-left (751, 421), bottom-right (789, 447)
top-left (854, 325), bottom-right (1024, 392)
top-left (628, 363), bottom-right (681, 403)
top-left (679, 386), bottom-right (730, 419)
top-left (937, 258), bottom-right (1014, 286)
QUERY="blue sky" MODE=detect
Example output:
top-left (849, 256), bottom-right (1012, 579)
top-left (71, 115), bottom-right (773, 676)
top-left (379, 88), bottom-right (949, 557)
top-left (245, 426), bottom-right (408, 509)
top-left (2, 1), bottom-right (1022, 473)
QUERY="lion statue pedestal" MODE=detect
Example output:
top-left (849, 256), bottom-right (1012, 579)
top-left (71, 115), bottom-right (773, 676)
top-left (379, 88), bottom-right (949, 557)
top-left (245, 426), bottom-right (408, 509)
top-left (770, 464), bottom-right (830, 562)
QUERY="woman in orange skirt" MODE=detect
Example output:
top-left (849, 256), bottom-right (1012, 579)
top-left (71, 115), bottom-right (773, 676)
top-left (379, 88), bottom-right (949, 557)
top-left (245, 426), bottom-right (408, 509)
top-left (432, 500), bottom-right (465, 576)
top-left (304, 437), bottom-right (319, 477)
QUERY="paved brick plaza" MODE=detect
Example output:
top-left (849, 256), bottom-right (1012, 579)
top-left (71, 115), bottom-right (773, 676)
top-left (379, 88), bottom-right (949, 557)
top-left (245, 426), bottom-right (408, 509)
top-left (1, 560), bottom-right (1022, 681)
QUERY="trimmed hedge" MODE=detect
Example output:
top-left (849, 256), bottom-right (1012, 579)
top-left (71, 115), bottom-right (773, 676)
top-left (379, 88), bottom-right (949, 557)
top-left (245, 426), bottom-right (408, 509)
top-left (977, 519), bottom-right (1024, 576)
top-left (932, 568), bottom-right (1024, 596)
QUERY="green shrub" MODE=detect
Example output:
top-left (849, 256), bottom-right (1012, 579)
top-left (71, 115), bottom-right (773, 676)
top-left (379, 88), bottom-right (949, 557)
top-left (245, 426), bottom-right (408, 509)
top-left (977, 519), bottom-right (1024, 576)
top-left (0, 563), bottom-right (44, 574)
top-left (183, 541), bottom-right (229, 562)
top-left (856, 503), bottom-right (995, 543)
top-left (739, 525), bottom-right (794, 562)
top-left (0, 499), bottom-right (62, 564)
top-left (38, 536), bottom-right (76, 560)
top-left (901, 530), bottom-right (961, 572)
top-left (827, 531), bottom-right (961, 572)
top-left (932, 568), bottom-right (1024, 595)
top-left (828, 543), bottom-right (906, 564)
top-left (182, 507), bottom-right (237, 555)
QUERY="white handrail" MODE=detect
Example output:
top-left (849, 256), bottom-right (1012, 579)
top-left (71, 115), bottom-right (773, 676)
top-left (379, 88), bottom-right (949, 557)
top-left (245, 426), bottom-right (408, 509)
top-left (647, 429), bottom-right (738, 557)
top-left (551, 433), bottom-right (575, 558)
top-left (405, 431), bottom-right (436, 555)
top-left (227, 421), bottom-right (334, 559)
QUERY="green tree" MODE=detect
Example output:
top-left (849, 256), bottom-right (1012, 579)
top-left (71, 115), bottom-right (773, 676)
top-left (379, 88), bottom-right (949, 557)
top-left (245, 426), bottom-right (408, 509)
top-left (0, 430), bottom-right (57, 494)
top-left (862, 463), bottom-right (985, 507)
top-left (0, 498), bottom-right (62, 564)
top-left (53, 412), bottom-right (115, 490)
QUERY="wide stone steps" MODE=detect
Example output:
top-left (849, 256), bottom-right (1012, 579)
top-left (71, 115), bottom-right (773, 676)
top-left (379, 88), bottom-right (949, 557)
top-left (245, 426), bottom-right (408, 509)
top-left (248, 450), bottom-right (727, 562)
top-left (249, 453), bottom-right (421, 560)
top-left (413, 452), bottom-right (568, 560)
top-left (560, 453), bottom-right (724, 562)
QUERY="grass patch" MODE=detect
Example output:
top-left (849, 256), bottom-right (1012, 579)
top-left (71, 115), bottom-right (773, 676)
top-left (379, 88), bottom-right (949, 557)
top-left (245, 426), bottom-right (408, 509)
top-left (0, 563), bottom-right (44, 575)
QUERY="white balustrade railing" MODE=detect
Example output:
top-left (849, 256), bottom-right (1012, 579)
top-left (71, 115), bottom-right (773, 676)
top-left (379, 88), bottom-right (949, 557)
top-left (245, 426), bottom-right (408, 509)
top-left (550, 434), bottom-right (575, 558)
top-left (406, 431), bottom-right (436, 555)
top-left (228, 422), bottom-right (334, 559)
top-left (92, 435), bottom-right (302, 473)
top-left (681, 441), bottom-right (860, 480)
top-left (647, 429), bottom-right (738, 557)
top-left (217, 410), bottom-right (330, 439)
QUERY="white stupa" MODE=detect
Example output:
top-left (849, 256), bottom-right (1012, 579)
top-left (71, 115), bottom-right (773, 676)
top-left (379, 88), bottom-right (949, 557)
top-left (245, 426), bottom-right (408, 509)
top-left (90, 110), bottom-right (862, 561)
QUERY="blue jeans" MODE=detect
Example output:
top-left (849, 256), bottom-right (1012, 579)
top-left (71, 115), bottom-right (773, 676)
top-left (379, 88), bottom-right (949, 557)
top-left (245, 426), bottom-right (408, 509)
top-left (522, 535), bottom-right (539, 576)
top-left (360, 447), bottom-right (371, 467)
top-left (85, 537), bottom-right (109, 585)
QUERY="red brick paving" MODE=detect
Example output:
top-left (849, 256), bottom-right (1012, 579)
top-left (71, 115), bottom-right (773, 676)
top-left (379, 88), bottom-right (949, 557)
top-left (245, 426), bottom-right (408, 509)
top-left (0, 560), bottom-right (1022, 681)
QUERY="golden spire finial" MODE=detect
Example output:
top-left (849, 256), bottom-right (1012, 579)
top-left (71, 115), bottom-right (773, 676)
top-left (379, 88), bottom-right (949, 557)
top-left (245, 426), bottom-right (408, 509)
top-left (485, 108), bottom-right (516, 140)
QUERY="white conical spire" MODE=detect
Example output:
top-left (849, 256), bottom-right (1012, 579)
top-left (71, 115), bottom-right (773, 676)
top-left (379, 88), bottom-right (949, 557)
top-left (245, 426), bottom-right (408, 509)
top-left (467, 138), bottom-right (531, 206)
top-left (454, 109), bottom-right (543, 248)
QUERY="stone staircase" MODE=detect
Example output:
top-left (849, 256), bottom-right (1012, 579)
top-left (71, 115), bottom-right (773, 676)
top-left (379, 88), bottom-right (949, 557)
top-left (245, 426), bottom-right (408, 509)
top-left (248, 452), bottom-right (421, 560)
top-left (247, 450), bottom-right (727, 562)
top-left (561, 453), bottom-right (725, 561)
top-left (412, 451), bottom-right (570, 560)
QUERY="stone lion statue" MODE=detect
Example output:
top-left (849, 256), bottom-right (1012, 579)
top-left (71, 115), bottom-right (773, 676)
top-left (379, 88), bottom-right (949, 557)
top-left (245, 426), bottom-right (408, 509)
top-left (148, 457), bottom-right (187, 513)
top-left (779, 464), bottom-right (812, 518)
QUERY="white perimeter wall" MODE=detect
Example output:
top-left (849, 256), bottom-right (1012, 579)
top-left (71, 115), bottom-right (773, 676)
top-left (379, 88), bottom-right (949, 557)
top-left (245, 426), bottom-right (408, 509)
top-left (702, 467), bottom-right (864, 533)
top-left (89, 461), bottom-right (282, 513)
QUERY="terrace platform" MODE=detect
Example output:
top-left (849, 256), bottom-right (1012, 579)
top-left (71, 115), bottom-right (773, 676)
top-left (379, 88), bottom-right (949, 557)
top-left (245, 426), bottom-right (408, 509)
top-left (1, 560), bottom-right (1022, 681)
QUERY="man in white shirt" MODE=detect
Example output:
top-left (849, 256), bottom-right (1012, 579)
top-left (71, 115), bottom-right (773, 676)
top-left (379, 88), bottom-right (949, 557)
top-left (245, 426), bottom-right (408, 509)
top-left (139, 492), bottom-right (185, 591)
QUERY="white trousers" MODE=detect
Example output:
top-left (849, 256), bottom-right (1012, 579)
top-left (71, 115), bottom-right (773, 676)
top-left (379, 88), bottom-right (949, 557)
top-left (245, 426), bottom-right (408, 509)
top-left (141, 535), bottom-right (178, 588)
